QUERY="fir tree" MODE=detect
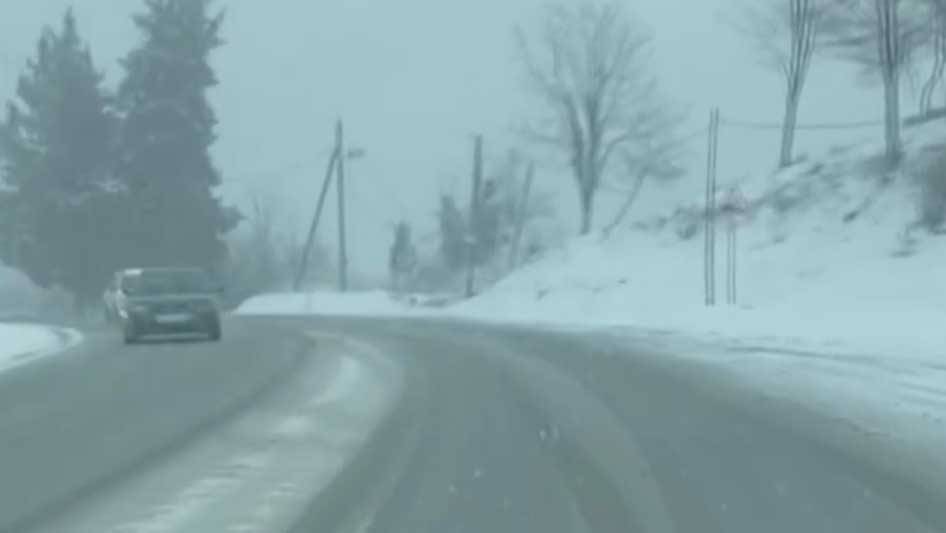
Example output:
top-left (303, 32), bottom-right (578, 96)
top-left (117, 0), bottom-right (239, 270)
top-left (0, 9), bottom-right (117, 310)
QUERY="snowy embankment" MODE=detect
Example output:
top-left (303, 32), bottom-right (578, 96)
top-left (0, 322), bottom-right (82, 373)
top-left (458, 119), bottom-right (946, 357)
top-left (237, 290), bottom-right (436, 317)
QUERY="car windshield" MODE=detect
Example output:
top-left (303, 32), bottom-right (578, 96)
top-left (122, 270), bottom-right (212, 296)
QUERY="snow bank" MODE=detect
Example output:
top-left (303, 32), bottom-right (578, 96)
top-left (0, 323), bottom-right (81, 373)
top-left (455, 231), bottom-right (946, 363)
top-left (458, 118), bottom-right (946, 362)
top-left (237, 290), bottom-right (425, 317)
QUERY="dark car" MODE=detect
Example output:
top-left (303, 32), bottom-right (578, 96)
top-left (111, 268), bottom-right (224, 344)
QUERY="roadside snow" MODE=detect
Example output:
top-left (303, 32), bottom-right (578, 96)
top-left (0, 323), bottom-right (82, 373)
top-left (455, 119), bottom-right (946, 362)
top-left (237, 290), bottom-right (425, 317)
top-left (454, 231), bottom-right (946, 362)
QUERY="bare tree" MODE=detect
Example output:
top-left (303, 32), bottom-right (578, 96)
top-left (919, 0), bottom-right (946, 115)
top-left (601, 127), bottom-right (687, 237)
top-left (733, 1), bottom-right (828, 167)
top-left (824, 0), bottom-right (927, 165)
top-left (516, 3), bottom-right (680, 235)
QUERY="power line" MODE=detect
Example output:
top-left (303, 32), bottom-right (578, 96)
top-left (720, 117), bottom-right (883, 131)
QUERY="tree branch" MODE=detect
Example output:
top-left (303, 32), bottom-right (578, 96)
top-left (601, 169), bottom-right (646, 238)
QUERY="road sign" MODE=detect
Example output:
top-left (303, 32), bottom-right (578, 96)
top-left (719, 186), bottom-right (749, 227)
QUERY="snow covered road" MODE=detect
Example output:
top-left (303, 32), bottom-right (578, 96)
top-left (284, 317), bottom-right (946, 532)
top-left (240, 289), bottom-right (946, 473)
top-left (4, 313), bottom-right (944, 532)
top-left (0, 322), bottom-right (81, 374)
top-left (0, 318), bottom-right (399, 533)
top-left (30, 332), bottom-right (401, 533)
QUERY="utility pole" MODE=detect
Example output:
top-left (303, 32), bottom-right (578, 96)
top-left (294, 136), bottom-right (341, 291)
top-left (336, 119), bottom-right (348, 292)
top-left (508, 160), bottom-right (535, 271)
top-left (704, 107), bottom-right (720, 306)
top-left (465, 135), bottom-right (484, 299)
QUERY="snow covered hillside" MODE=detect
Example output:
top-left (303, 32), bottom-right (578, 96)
top-left (459, 119), bottom-right (946, 359)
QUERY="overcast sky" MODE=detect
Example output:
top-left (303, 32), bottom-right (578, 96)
top-left (2, 1), bottom-right (891, 278)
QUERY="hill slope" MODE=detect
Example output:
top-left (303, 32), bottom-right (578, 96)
top-left (459, 119), bottom-right (946, 359)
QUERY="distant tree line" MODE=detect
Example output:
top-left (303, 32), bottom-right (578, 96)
top-left (0, 0), bottom-right (238, 312)
top-left (391, 149), bottom-right (556, 294)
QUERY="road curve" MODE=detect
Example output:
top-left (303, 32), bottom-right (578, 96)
top-left (288, 317), bottom-right (945, 533)
top-left (0, 316), bottom-right (943, 533)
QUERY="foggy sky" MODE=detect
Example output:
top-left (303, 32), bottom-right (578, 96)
top-left (1, 1), bottom-right (888, 279)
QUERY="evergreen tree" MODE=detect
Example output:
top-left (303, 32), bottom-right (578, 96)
top-left (117, 0), bottom-right (239, 270)
top-left (0, 9), bottom-right (118, 310)
top-left (389, 221), bottom-right (418, 292)
top-left (473, 179), bottom-right (502, 264)
top-left (438, 195), bottom-right (467, 271)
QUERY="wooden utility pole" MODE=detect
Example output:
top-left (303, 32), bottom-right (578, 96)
top-left (294, 134), bottom-right (341, 292)
top-left (336, 119), bottom-right (349, 292)
top-left (704, 108), bottom-right (720, 306)
top-left (465, 135), bottom-right (484, 298)
top-left (508, 161), bottom-right (535, 271)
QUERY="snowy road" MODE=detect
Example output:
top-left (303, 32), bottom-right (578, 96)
top-left (0, 319), bottom-right (400, 533)
top-left (1, 317), bottom-right (943, 532)
top-left (291, 317), bottom-right (945, 533)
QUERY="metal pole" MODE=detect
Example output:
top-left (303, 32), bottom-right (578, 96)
top-left (704, 108), bottom-right (720, 306)
top-left (729, 224), bottom-right (738, 305)
top-left (294, 145), bottom-right (339, 292)
top-left (465, 135), bottom-right (483, 299)
top-left (336, 119), bottom-right (348, 292)
top-left (725, 224), bottom-right (731, 305)
top-left (711, 108), bottom-right (720, 305)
